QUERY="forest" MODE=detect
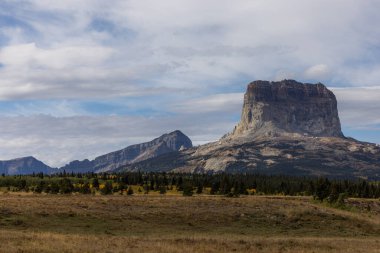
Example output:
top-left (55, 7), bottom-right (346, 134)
top-left (1, 171), bottom-right (379, 202)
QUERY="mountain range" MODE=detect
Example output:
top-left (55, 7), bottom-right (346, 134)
top-left (1, 79), bottom-right (380, 179)
top-left (0, 130), bottom-right (192, 175)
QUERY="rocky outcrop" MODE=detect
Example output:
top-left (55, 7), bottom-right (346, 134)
top-left (231, 80), bottom-right (343, 139)
top-left (60, 130), bottom-right (192, 173)
top-left (120, 80), bottom-right (380, 180)
top-left (0, 156), bottom-right (55, 175)
top-left (124, 136), bottom-right (380, 180)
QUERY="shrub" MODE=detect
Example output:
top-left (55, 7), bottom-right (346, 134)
top-left (127, 186), bottom-right (134, 195)
top-left (100, 181), bottom-right (113, 195)
top-left (182, 182), bottom-right (193, 196)
top-left (336, 192), bottom-right (348, 206)
top-left (59, 178), bottom-right (74, 194)
top-left (80, 182), bottom-right (91, 194)
top-left (159, 186), bottom-right (167, 194)
top-left (196, 185), bottom-right (203, 194)
top-left (50, 182), bottom-right (60, 194)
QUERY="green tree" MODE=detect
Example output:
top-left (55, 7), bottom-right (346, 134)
top-left (176, 176), bottom-right (183, 191)
top-left (18, 179), bottom-right (27, 191)
top-left (34, 180), bottom-right (45, 193)
top-left (159, 185), bottom-right (167, 195)
top-left (314, 178), bottom-right (330, 201)
top-left (50, 181), bottom-right (60, 194)
top-left (143, 184), bottom-right (149, 194)
top-left (59, 178), bottom-right (74, 194)
top-left (210, 182), bottom-right (220, 195)
top-left (92, 178), bottom-right (100, 190)
top-left (327, 184), bottom-right (339, 203)
top-left (182, 182), bottom-right (193, 196)
top-left (196, 184), bottom-right (203, 194)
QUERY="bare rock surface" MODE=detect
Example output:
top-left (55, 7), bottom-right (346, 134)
top-left (230, 79), bottom-right (343, 139)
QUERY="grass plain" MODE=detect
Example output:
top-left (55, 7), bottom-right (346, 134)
top-left (0, 193), bottom-right (379, 253)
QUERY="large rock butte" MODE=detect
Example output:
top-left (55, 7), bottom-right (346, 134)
top-left (122, 80), bottom-right (380, 180)
top-left (231, 80), bottom-right (343, 139)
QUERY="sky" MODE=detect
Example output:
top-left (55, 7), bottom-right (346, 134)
top-left (0, 0), bottom-right (380, 167)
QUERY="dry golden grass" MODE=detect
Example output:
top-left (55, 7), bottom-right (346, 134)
top-left (0, 194), bottom-right (379, 252)
top-left (1, 230), bottom-right (380, 253)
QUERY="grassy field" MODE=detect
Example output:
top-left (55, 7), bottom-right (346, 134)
top-left (0, 193), bottom-right (379, 252)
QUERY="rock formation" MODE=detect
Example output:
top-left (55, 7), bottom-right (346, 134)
top-left (0, 156), bottom-right (55, 175)
top-left (61, 130), bottom-right (192, 173)
top-left (121, 80), bottom-right (380, 180)
top-left (231, 80), bottom-right (343, 139)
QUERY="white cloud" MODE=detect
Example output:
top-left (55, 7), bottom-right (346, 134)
top-left (171, 93), bottom-right (243, 114)
top-left (0, 0), bottom-right (379, 101)
top-left (304, 64), bottom-right (330, 80)
top-left (332, 87), bottom-right (380, 128)
top-left (0, 43), bottom-right (113, 69)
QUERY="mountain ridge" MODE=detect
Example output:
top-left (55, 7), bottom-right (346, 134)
top-left (60, 130), bottom-right (192, 173)
top-left (0, 156), bottom-right (55, 175)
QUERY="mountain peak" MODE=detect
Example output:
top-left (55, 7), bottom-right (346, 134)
top-left (0, 156), bottom-right (54, 175)
top-left (15, 156), bottom-right (37, 161)
top-left (60, 130), bottom-right (192, 173)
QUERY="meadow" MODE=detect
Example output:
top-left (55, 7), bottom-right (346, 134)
top-left (0, 193), bottom-right (379, 253)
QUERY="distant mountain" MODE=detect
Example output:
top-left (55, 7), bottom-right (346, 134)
top-left (60, 130), bottom-right (192, 173)
top-left (120, 80), bottom-right (380, 180)
top-left (0, 156), bottom-right (55, 175)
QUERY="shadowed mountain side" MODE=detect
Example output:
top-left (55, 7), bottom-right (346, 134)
top-left (60, 130), bottom-right (192, 173)
top-left (0, 156), bottom-right (55, 175)
top-left (118, 137), bottom-right (380, 180)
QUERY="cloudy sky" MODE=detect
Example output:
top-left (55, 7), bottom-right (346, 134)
top-left (0, 0), bottom-right (380, 167)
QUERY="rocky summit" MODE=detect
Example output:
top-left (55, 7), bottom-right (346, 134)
top-left (230, 80), bottom-right (343, 139)
top-left (122, 80), bottom-right (380, 180)
top-left (61, 130), bottom-right (192, 173)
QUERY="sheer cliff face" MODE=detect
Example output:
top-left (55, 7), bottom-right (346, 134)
top-left (232, 80), bottom-right (344, 138)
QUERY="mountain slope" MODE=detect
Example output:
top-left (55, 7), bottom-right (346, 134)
top-left (0, 156), bottom-right (55, 175)
top-left (61, 130), bottom-right (192, 173)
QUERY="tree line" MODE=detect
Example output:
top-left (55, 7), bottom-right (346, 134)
top-left (0, 172), bottom-right (379, 201)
